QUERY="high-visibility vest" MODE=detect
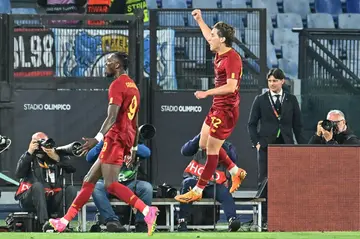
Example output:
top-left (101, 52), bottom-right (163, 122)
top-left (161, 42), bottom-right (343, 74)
top-left (125, 0), bottom-right (149, 23)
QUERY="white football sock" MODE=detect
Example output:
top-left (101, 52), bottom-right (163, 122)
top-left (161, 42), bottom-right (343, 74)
top-left (192, 186), bottom-right (203, 194)
top-left (229, 166), bottom-right (239, 176)
top-left (142, 206), bottom-right (150, 216)
top-left (60, 218), bottom-right (69, 225)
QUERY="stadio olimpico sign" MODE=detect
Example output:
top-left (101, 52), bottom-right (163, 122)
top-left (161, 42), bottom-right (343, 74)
top-left (160, 105), bottom-right (202, 113)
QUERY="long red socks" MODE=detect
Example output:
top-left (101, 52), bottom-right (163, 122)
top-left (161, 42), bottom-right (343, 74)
top-left (64, 181), bottom-right (95, 222)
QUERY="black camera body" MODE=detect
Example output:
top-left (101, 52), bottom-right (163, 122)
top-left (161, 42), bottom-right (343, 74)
top-left (321, 120), bottom-right (338, 133)
top-left (37, 138), bottom-right (55, 149)
top-left (34, 138), bottom-right (56, 155)
top-left (156, 183), bottom-right (177, 198)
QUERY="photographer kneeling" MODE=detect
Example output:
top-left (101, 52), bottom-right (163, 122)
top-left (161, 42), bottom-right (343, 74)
top-left (14, 132), bottom-right (77, 229)
top-left (309, 110), bottom-right (360, 145)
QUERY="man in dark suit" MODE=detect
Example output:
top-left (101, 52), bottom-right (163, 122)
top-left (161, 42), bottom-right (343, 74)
top-left (247, 68), bottom-right (306, 226)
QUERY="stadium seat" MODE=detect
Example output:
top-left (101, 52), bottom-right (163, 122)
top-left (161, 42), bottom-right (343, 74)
top-left (338, 14), bottom-right (360, 29)
top-left (0, 0), bottom-right (11, 14)
top-left (252, 0), bottom-right (279, 17)
top-left (346, 0), bottom-right (360, 13)
top-left (245, 28), bottom-right (271, 45)
top-left (276, 13), bottom-right (303, 29)
top-left (315, 0), bottom-right (342, 16)
top-left (11, 8), bottom-right (39, 25)
top-left (273, 29), bottom-right (299, 48)
top-left (162, 0), bottom-right (187, 8)
top-left (146, 0), bottom-right (158, 9)
top-left (267, 43), bottom-right (278, 68)
top-left (218, 12), bottom-right (245, 30)
top-left (307, 13), bottom-right (335, 28)
top-left (281, 44), bottom-right (299, 64)
top-left (278, 59), bottom-right (298, 78)
top-left (222, 0), bottom-right (247, 8)
top-left (247, 13), bottom-right (274, 30)
top-left (193, 0), bottom-right (218, 8)
top-left (159, 13), bottom-right (186, 26)
top-left (283, 0), bottom-right (311, 19)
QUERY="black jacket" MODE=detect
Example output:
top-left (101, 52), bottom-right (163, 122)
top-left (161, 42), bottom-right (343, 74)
top-left (308, 128), bottom-right (360, 145)
top-left (248, 91), bottom-right (306, 148)
top-left (15, 152), bottom-right (75, 200)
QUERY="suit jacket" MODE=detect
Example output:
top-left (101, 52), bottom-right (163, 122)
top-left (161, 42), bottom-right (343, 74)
top-left (247, 91), bottom-right (306, 148)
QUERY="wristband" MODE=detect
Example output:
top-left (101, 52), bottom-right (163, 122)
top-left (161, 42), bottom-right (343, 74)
top-left (95, 132), bottom-right (104, 142)
top-left (131, 146), bottom-right (138, 151)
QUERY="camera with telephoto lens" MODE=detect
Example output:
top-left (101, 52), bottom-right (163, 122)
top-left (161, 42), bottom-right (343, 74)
top-left (321, 120), bottom-right (338, 133)
top-left (55, 141), bottom-right (83, 157)
top-left (156, 183), bottom-right (177, 198)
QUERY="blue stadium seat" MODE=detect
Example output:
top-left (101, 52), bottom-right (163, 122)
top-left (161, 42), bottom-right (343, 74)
top-left (252, 0), bottom-right (279, 17)
top-left (278, 59), bottom-right (298, 78)
top-left (162, 0), bottom-right (187, 8)
top-left (276, 13), bottom-right (303, 29)
top-left (338, 14), bottom-right (360, 29)
top-left (247, 13), bottom-right (274, 30)
top-left (245, 28), bottom-right (271, 45)
top-left (346, 0), bottom-right (360, 13)
top-left (159, 13), bottom-right (186, 26)
top-left (188, 12), bottom-right (218, 26)
top-left (193, 0), bottom-right (218, 8)
top-left (273, 28), bottom-right (299, 48)
top-left (11, 8), bottom-right (39, 25)
top-left (315, 0), bottom-right (342, 16)
top-left (222, 0), bottom-right (247, 8)
top-left (146, 0), bottom-right (158, 9)
top-left (307, 13), bottom-right (335, 28)
top-left (267, 43), bottom-right (278, 68)
top-left (281, 44), bottom-right (299, 64)
top-left (218, 12), bottom-right (245, 30)
top-left (283, 0), bottom-right (311, 19)
top-left (0, 0), bottom-right (11, 14)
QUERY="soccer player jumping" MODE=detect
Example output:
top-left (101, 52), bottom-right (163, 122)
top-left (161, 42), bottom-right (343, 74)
top-left (175, 10), bottom-right (247, 203)
top-left (48, 52), bottom-right (159, 235)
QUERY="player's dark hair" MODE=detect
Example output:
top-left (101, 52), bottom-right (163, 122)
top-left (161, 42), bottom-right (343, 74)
top-left (267, 68), bottom-right (285, 80)
top-left (213, 22), bottom-right (235, 47)
top-left (113, 52), bottom-right (128, 71)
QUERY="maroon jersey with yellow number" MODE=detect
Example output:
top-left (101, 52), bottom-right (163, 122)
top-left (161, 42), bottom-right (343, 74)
top-left (213, 48), bottom-right (243, 109)
top-left (106, 74), bottom-right (140, 148)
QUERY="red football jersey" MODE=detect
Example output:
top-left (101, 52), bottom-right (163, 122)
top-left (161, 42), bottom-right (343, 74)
top-left (213, 48), bottom-right (243, 109)
top-left (106, 74), bottom-right (140, 148)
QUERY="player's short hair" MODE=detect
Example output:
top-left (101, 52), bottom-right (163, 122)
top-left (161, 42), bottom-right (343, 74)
top-left (267, 68), bottom-right (285, 80)
top-left (113, 52), bottom-right (128, 71)
top-left (213, 22), bottom-right (235, 47)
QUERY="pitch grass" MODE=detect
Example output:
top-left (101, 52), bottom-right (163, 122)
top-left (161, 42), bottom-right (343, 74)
top-left (2, 232), bottom-right (360, 239)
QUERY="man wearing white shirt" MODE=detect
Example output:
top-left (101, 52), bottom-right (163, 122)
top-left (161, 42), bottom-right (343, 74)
top-left (247, 68), bottom-right (306, 226)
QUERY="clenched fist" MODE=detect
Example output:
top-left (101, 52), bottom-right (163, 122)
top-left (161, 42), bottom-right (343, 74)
top-left (192, 9), bottom-right (203, 22)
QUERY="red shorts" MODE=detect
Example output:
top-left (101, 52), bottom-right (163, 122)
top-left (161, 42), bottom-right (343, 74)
top-left (99, 137), bottom-right (130, 165)
top-left (204, 106), bottom-right (239, 140)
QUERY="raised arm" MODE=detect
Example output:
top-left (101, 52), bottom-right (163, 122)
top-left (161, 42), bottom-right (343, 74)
top-left (192, 9), bottom-right (212, 44)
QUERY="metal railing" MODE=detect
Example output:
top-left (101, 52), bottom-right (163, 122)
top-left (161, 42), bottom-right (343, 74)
top-left (298, 29), bottom-right (360, 94)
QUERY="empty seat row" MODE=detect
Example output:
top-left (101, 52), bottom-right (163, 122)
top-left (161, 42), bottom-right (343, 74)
top-left (156, 0), bottom-right (360, 16)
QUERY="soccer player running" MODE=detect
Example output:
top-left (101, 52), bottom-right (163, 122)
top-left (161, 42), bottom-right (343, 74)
top-left (175, 10), bottom-right (247, 203)
top-left (48, 52), bottom-right (159, 235)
